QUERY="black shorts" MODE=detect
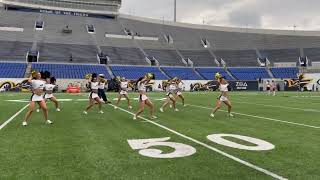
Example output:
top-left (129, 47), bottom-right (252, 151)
top-left (266, 87), bottom-right (270, 91)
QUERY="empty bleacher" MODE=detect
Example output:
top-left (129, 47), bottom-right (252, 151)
top-left (196, 68), bottom-right (233, 80)
top-left (32, 63), bottom-right (110, 79)
top-left (229, 68), bottom-right (270, 80)
top-left (145, 49), bottom-right (183, 66)
top-left (110, 66), bottom-right (167, 80)
top-left (161, 67), bottom-right (202, 80)
top-left (101, 46), bottom-right (147, 65)
top-left (304, 48), bottom-right (320, 62)
top-left (0, 41), bottom-right (31, 61)
top-left (271, 67), bottom-right (298, 79)
top-left (38, 43), bottom-right (98, 64)
top-left (181, 50), bottom-right (216, 67)
top-left (0, 62), bottom-right (26, 78)
top-left (260, 49), bottom-right (300, 63)
top-left (214, 50), bottom-right (258, 67)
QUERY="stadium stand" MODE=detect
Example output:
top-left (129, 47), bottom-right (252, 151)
top-left (144, 49), bottom-right (183, 66)
top-left (0, 41), bottom-right (31, 61)
top-left (38, 43), bottom-right (98, 64)
top-left (32, 63), bottom-right (110, 79)
top-left (161, 67), bottom-right (202, 80)
top-left (228, 68), bottom-right (270, 80)
top-left (0, 62), bottom-right (26, 78)
top-left (270, 67), bottom-right (298, 79)
top-left (196, 68), bottom-right (233, 80)
top-left (101, 47), bottom-right (147, 65)
top-left (180, 50), bottom-right (216, 67)
top-left (304, 48), bottom-right (320, 62)
top-left (110, 66), bottom-right (168, 80)
top-left (260, 49), bottom-right (300, 63)
top-left (214, 50), bottom-right (258, 67)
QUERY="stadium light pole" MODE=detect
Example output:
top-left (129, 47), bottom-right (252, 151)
top-left (174, 0), bottom-right (177, 22)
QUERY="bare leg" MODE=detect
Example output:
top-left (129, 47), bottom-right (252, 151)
top-left (50, 97), bottom-right (60, 109)
top-left (223, 100), bottom-right (232, 114)
top-left (115, 94), bottom-right (122, 106)
top-left (211, 101), bottom-right (222, 114)
top-left (23, 102), bottom-right (35, 123)
top-left (135, 101), bottom-right (145, 117)
top-left (145, 99), bottom-right (155, 117)
top-left (85, 99), bottom-right (95, 112)
top-left (95, 97), bottom-right (103, 111)
top-left (124, 94), bottom-right (131, 107)
top-left (38, 101), bottom-right (48, 121)
top-left (179, 95), bottom-right (185, 106)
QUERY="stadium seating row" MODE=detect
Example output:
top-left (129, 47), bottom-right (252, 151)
top-left (0, 62), bottom-right (299, 80)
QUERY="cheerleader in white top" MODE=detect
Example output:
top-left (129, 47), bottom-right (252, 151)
top-left (160, 78), bottom-right (178, 112)
top-left (210, 73), bottom-right (233, 118)
top-left (83, 73), bottom-right (104, 114)
top-left (133, 73), bottom-right (157, 120)
top-left (37, 77), bottom-right (60, 112)
top-left (115, 77), bottom-right (132, 109)
top-left (22, 71), bottom-right (53, 126)
top-left (175, 78), bottom-right (185, 106)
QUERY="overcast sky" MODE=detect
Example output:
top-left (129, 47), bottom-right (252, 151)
top-left (120, 0), bottom-right (320, 30)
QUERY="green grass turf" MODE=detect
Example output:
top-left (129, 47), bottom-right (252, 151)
top-left (0, 91), bottom-right (319, 180)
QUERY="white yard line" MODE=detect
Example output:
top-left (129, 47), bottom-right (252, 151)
top-left (186, 104), bottom-right (320, 129)
top-left (0, 104), bottom-right (29, 130)
top-left (110, 104), bottom-right (288, 180)
top-left (232, 101), bottom-right (320, 113)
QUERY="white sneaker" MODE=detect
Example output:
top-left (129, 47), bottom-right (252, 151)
top-left (151, 116), bottom-right (158, 119)
top-left (22, 121), bottom-right (27, 126)
top-left (36, 109), bottom-right (40, 113)
top-left (169, 105), bottom-right (172, 108)
top-left (160, 108), bottom-right (164, 113)
top-left (210, 114), bottom-right (215, 118)
top-left (83, 111), bottom-right (88, 115)
top-left (174, 109), bottom-right (179, 112)
top-left (114, 106), bottom-right (118, 110)
top-left (46, 120), bottom-right (53, 124)
top-left (56, 108), bottom-right (61, 112)
top-left (133, 115), bottom-right (137, 120)
top-left (99, 111), bottom-right (104, 114)
top-left (128, 106), bottom-right (132, 109)
top-left (229, 113), bottom-right (234, 117)
top-left (183, 105), bottom-right (187, 107)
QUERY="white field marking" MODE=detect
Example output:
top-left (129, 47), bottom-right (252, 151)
top-left (233, 101), bottom-right (320, 113)
top-left (108, 104), bottom-right (288, 180)
top-left (186, 103), bottom-right (320, 129)
top-left (0, 104), bottom-right (29, 130)
top-left (5, 100), bottom-right (29, 103)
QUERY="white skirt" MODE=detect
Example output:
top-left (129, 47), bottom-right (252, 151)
top-left (89, 92), bottom-right (99, 99)
top-left (31, 94), bottom-right (44, 102)
top-left (139, 94), bottom-right (148, 101)
top-left (44, 93), bottom-right (54, 99)
top-left (120, 90), bottom-right (128, 95)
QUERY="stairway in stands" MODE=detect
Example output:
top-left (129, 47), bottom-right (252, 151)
top-left (24, 63), bottom-right (32, 78)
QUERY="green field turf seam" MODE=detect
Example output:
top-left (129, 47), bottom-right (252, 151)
top-left (0, 104), bottom-right (29, 130)
top-left (186, 104), bottom-right (320, 129)
top-left (109, 104), bottom-right (288, 180)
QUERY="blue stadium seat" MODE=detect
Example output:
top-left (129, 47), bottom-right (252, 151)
top-left (0, 62), bottom-right (26, 78)
top-left (32, 63), bottom-right (110, 79)
top-left (271, 67), bottom-right (298, 79)
top-left (161, 67), bottom-right (202, 80)
top-left (196, 68), bottom-right (234, 80)
top-left (229, 68), bottom-right (270, 80)
top-left (111, 66), bottom-right (168, 80)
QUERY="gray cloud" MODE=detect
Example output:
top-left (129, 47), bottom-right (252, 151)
top-left (120, 0), bottom-right (320, 30)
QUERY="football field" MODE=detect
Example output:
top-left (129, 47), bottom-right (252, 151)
top-left (0, 91), bottom-right (319, 180)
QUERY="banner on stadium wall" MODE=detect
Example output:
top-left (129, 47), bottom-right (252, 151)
top-left (0, 78), bottom-right (30, 92)
top-left (229, 81), bottom-right (259, 91)
top-left (6, 6), bottom-right (116, 19)
top-left (284, 73), bottom-right (320, 91)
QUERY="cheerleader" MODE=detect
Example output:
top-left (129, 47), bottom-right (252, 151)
top-left (210, 73), bottom-right (233, 118)
top-left (176, 78), bottom-right (185, 106)
top-left (22, 71), bottom-right (53, 126)
top-left (266, 80), bottom-right (271, 95)
top-left (44, 77), bottom-right (60, 111)
top-left (98, 74), bottom-right (111, 104)
top-left (133, 73), bottom-right (157, 120)
top-left (271, 80), bottom-right (277, 96)
top-left (83, 73), bottom-right (104, 114)
top-left (160, 78), bottom-right (179, 112)
top-left (115, 77), bottom-right (132, 109)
